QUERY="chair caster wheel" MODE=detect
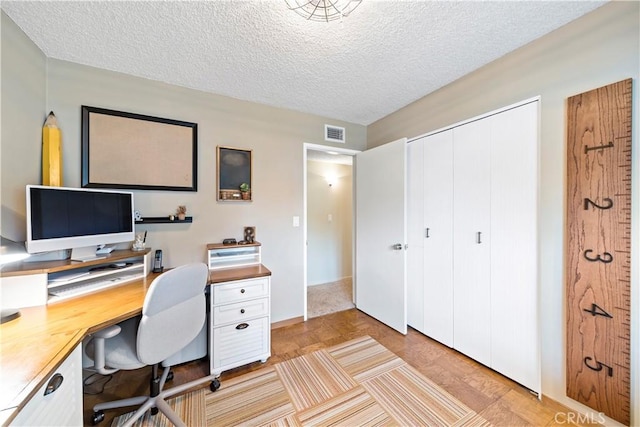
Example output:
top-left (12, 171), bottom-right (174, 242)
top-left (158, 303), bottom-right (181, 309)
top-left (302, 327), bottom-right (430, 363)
top-left (167, 370), bottom-right (174, 381)
top-left (210, 378), bottom-right (221, 392)
top-left (91, 410), bottom-right (105, 425)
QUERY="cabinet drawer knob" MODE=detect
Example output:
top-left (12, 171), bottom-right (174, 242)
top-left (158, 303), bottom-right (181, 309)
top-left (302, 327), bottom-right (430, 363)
top-left (240, 289), bottom-right (246, 294)
top-left (44, 373), bottom-right (64, 396)
top-left (240, 309), bottom-right (245, 314)
top-left (236, 323), bottom-right (249, 330)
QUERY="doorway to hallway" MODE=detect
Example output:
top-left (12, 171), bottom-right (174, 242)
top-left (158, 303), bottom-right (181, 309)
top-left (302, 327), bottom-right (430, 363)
top-left (303, 144), bottom-right (359, 320)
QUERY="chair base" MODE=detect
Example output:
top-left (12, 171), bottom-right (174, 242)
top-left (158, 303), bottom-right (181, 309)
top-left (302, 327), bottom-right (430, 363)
top-left (91, 365), bottom-right (221, 427)
top-left (92, 364), bottom-right (170, 425)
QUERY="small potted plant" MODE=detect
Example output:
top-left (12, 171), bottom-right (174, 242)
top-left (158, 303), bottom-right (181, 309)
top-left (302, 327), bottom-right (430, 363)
top-left (239, 183), bottom-right (250, 200)
top-left (176, 205), bottom-right (187, 220)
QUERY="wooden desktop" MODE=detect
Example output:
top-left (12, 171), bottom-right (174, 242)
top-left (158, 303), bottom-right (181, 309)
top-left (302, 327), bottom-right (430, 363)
top-left (0, 250), bottom-right (271, 425)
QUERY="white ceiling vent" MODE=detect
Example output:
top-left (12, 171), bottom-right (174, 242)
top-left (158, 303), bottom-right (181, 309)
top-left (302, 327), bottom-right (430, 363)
top-left (325, 125), bottom-right (345, 143)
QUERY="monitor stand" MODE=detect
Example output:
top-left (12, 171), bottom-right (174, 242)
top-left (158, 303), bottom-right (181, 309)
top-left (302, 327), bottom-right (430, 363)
top-left (71, 246), bottom-right (106, 262)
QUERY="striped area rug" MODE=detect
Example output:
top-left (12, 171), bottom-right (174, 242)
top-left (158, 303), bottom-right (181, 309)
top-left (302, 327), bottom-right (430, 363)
top-left (205, 336), bottom-right (491, 426)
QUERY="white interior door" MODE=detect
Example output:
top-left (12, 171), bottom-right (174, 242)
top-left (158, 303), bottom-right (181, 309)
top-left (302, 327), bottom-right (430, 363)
top-left (355, 138), bottom-right (407, 335)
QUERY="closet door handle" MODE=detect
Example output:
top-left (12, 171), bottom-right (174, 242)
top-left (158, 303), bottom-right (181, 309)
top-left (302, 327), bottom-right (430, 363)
top-left (477, 232), bottom-right (482, 244)
top-left (425, 228), bottom-right (430, 238)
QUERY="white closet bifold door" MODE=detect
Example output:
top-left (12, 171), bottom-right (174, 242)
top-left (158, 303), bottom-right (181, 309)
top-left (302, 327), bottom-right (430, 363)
top-left (407, 140), bottom-right (425, 331)
top-left (489, 102), bottom-right (539, 393)
top-left (453, 119), bottom-right (492, 367)
top-left (423, 130), bottom-right (454, 347)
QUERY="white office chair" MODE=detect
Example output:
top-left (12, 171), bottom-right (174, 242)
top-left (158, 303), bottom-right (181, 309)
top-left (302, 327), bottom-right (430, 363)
top-left (83, 263), bottom-right (220, 427)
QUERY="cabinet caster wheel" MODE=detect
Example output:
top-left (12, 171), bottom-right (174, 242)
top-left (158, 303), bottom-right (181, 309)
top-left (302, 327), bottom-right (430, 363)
top-left (91, 410), bottom-right (105, 425)
top-left (210, 378), bottom-right (221, 392)
top-left (167, 371), bottom-right (174, 381)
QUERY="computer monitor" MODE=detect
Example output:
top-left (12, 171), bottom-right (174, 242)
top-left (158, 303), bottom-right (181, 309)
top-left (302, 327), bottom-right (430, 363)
top-left (26, 185), bottom-right (135, 261)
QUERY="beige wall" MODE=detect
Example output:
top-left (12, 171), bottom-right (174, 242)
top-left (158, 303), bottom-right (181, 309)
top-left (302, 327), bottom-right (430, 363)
top-left (307, 160), bottom-right (352, 286)
top-left (368, 2), bottom-right (639, 424)
top-left (0, 12), bottom-right (367, 323)
top-left (1, 11), bottom-right (47, 242)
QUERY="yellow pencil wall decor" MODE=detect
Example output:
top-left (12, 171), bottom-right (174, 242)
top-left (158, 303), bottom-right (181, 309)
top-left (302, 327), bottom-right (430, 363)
top-left (42, 111), bottom-right (62, 186)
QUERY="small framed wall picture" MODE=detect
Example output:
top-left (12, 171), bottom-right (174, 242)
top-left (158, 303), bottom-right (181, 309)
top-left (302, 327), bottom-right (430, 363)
top-left (217, 146), bottom-right (252, 201)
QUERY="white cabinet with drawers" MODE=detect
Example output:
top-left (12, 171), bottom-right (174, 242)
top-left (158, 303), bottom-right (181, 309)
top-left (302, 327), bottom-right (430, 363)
top-left (209, 276), bottom-right (271, 376)
top-left (11, 345), bottom-right (82, 426)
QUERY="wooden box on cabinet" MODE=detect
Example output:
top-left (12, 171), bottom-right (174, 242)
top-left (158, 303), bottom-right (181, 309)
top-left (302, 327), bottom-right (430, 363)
top-left (209, 276), bottom-right (270, 376)
top-left (207, 242), bottom-right (261, 270)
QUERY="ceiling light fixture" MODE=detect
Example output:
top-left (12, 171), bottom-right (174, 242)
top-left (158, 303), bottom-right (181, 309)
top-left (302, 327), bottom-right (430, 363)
top-left (284, 0), bottom-right (362, 22)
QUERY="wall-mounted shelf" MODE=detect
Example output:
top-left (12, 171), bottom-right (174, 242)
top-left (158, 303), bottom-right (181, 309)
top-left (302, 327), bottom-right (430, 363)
top-left (135, 216), bottom-right (193, 224)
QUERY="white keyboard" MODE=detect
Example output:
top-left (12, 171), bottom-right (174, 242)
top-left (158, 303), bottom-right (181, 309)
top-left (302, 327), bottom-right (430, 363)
top-left (48, 271), bottom-right (144, 302)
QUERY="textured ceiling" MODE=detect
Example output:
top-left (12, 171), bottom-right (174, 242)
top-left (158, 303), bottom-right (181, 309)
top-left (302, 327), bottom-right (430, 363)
top-left (2, 1), bottom-right (606, 125)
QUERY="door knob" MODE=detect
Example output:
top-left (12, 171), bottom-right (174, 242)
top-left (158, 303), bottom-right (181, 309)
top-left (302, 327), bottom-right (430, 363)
top-left (393, 243), bottom-right (403, 250)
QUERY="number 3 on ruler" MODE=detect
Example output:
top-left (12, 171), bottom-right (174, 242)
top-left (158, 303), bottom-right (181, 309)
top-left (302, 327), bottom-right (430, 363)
top-left (583, 249), bottom-right (613, 263)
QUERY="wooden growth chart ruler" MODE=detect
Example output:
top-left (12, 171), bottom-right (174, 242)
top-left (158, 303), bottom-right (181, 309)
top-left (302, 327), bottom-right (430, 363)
top-left (566, 78), bottom-right (632, 425)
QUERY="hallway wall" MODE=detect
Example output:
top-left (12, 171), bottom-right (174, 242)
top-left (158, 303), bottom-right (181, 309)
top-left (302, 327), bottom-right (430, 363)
top-left (307, 160), bottom-right (352, 286)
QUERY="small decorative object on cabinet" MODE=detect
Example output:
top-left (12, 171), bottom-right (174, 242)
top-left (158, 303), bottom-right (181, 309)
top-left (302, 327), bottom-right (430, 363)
top-left (243, 226), bottom-right (256, 243)
top-left (207, 242), bottom-right (261, 270)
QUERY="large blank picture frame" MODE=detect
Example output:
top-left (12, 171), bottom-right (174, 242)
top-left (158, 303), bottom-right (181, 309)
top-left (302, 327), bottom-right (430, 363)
top-left (81, 106), bottom-right (198, 191)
